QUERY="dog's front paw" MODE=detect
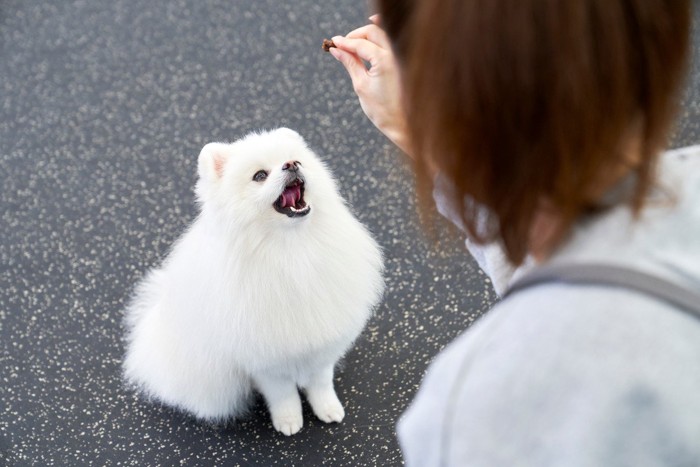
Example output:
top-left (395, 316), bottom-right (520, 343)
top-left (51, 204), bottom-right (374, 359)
top-left (310, 394), bottom-right (345, 424)
top-left (272, 412), bottom-right (304, 436)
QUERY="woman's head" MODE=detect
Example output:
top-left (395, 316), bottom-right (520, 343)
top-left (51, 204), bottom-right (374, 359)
top-left (378, 0), bottom-right (691, 265)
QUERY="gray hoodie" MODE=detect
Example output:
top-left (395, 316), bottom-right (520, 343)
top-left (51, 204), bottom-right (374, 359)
top-left (398, 146), bottom-right (700, 467)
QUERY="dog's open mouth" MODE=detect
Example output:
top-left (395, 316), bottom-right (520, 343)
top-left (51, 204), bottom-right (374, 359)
top-left (274, 178), bottom-right (310, 218)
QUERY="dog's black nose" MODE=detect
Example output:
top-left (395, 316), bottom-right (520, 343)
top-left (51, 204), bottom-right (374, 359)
top-left (282, 161), bottom-right (300, 172)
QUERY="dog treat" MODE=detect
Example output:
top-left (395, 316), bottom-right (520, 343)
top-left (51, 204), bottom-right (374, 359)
top-left (322, 39), bottom-right (336, 52)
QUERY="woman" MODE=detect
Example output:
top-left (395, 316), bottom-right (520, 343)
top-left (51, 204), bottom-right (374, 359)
top-left (330, 1), bottom-right (700, 465)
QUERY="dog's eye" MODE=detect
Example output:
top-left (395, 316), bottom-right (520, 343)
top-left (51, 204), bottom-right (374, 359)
top-left (252, 170), bottom-right (268, 182)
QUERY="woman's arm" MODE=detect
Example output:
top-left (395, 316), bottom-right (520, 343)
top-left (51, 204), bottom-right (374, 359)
top-left (329, 17), bottom-right (412, 156)
top-left (331, 18), bottom-right (517, 294)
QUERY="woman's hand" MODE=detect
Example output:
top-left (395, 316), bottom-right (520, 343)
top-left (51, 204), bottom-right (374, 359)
top-left (330, 16), bottom-right (412, 156)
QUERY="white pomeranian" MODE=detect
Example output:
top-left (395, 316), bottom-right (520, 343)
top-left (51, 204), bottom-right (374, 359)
top-left (122, 128), bottom-right (384, 435)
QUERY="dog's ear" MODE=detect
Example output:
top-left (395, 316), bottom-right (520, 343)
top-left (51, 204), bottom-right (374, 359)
top-left (198, 143), bottom-right (229, 182)
top-left (275, 127), bottom-right (305, 143)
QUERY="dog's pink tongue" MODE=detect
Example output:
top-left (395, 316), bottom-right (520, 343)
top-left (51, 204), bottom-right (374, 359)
top-left (280, 185), bottom-right (301, 208)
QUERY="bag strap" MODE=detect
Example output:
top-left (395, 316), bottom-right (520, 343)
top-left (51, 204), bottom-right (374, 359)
top-left (503, 263), bottom-right (700, 319)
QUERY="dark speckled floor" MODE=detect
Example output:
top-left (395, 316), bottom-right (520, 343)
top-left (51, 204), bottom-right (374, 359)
top-left (2, 1), bottom-right (700, 466)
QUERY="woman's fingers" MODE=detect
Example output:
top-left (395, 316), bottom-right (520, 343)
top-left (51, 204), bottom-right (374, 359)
top-left (331, 35), bottom-right (384, 67)
top-left (345, 23), bottom-right (391, 50)
top-left (329, 46), bottom-right (368, 93)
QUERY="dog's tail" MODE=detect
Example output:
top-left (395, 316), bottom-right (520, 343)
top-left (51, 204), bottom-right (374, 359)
top-left (122, 270), bottom-right (254, 422)
top-left (123, 330), bottom-right (255, 422)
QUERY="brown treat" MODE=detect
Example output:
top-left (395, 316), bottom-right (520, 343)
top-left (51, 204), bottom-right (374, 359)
top-left (322, 39), bottom-right (336, 52)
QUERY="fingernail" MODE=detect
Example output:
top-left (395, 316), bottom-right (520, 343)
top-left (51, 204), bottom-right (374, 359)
top-left (329, 48), bottom-right (341, 61)
top-left (331, 35), bottom-right (343, 44)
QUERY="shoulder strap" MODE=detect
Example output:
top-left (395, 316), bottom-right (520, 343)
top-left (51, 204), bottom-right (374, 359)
top-left (503, 263), bottom-right (700, 320)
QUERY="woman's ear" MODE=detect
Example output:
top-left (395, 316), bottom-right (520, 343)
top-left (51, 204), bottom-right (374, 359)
top-left (197, 142), bottom-right (230, 183)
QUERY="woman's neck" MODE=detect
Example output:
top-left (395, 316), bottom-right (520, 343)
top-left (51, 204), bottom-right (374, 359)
top-left (529, 136), bottom-right (644, 262)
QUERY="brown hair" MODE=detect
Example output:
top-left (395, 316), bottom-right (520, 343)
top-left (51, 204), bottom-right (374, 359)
top-left (378, 0), bottom-right (691, 265)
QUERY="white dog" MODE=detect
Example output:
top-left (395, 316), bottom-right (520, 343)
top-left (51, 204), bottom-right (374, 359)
top-left (122, 128), bottom-right (384, 435)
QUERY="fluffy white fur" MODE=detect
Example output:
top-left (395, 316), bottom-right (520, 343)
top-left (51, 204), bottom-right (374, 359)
top-left (122, 128), bottom-right (384, 435)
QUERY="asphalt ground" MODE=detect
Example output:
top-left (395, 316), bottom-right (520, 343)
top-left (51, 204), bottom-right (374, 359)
top-left (2, 1), bottom-right (699, 465)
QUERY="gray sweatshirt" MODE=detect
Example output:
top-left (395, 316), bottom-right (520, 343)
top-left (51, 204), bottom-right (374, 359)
top-left (397, 146), bottom-right (700, 466)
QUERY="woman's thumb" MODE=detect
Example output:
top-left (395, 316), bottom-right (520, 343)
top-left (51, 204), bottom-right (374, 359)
top-left (329, 43), bottom-right (367, 91)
